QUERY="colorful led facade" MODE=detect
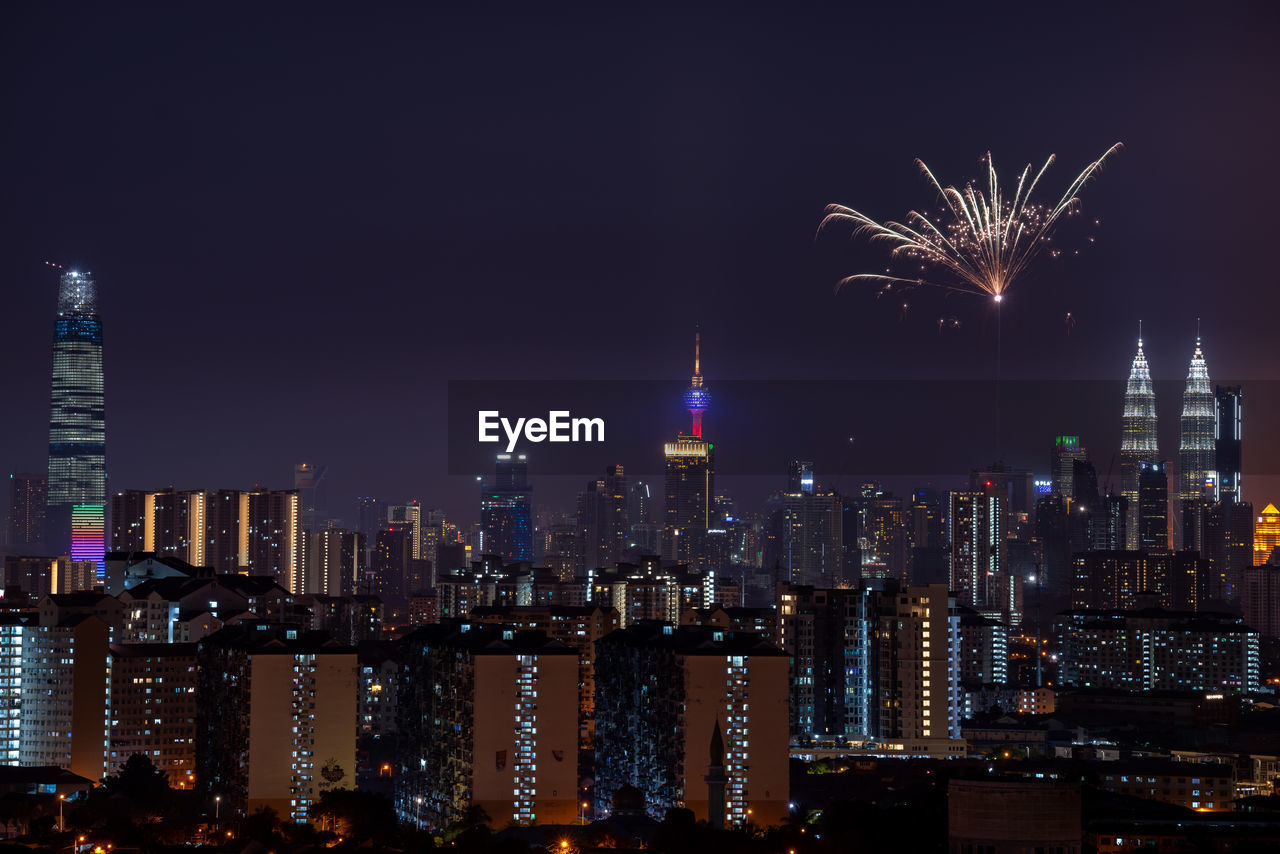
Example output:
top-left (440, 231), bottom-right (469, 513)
top-left (1120, 324), bottom-right (1158, 547)
top-left (47, 270), bottom-right (106, 571)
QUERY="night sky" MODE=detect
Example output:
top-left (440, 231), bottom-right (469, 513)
top-left (4, 2), bottom-right (1280, 526)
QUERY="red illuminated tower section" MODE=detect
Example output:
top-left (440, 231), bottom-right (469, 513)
top-left (683, 332), bottom-right (711, 438)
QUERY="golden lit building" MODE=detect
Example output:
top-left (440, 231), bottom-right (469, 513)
top-left (1255, 503), bottom-right (1280, 566)
top-left (108, 488), bottom-right (302, 591)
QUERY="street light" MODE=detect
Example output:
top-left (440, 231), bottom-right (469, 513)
top-left (58, 794), bottom-right (65, 832)
top-left (214, 795), bottom-right (221, 821)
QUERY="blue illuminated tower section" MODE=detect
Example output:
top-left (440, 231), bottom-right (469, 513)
top-left (683, 332), bottom-right (711, 438)
top-left (47, 270), bottom-right (106, 571)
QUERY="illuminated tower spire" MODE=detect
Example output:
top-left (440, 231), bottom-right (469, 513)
top-left (47, 269), bottom-right (107, 572)
top-left (1179, 321), bottom-right (1215, 506)
top-left (1120, 320), bottom-right (1158, 548)
top-left (683, 331), bottom-right (711, 438)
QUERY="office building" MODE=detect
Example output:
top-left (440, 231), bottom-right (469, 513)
top-left (354, 497), bottom-right (387, 542)
top-left (1051, 436), bottom-right (1088, 499)
top-left (766, 475), bottom-right (844, 587)
top-left (577, 466), bottom-right (629, 572)
top-left (1137, 462), bottom-right (1169, 551)
top-left (1215, 385), bottom-right (1243, 502)
top-left (480, 455), bottom-right (533, 562)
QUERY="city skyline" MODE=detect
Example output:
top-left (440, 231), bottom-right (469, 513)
top-left (5, 4), bottom-right (1280, 525)
top-left (5, 5), bottom-right (1280, 849)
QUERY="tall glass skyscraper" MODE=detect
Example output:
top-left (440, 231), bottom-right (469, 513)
top-left (1179, 331), bottom-right (1215, 507)
top-left (1120, 324), bottom-right (1158, 548)
top-left (480, 454), bottom-right (533, 561)
top-left (47, 270), bottom-right (106, 570)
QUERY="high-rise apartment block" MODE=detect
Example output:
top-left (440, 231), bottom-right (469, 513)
top-left (196, 625), bottom-right (356, 824)
top-left (7, 473), bottom-right (47, 550)
top-left (396, 624), bottom-right (579, 828)
top-left (593, 623), bottom-right (789, 825)
top-left (1056, 607), bottom-right (1260, 693)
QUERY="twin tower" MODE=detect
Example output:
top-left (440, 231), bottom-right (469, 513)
top-left (1120, 322), bottom-right (1243, 547)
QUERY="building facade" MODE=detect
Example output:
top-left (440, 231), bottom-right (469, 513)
top-left (396, 624), bottom-right (579, 828)
top-left (593, 623), bottom-right (789, 825)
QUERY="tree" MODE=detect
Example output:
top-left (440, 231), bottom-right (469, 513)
top-left (103, 753), bottom-right (170, 804)
top-left (312, 789), bottom-right (397, 842)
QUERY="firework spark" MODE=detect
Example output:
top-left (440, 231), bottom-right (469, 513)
top-left (820, 144), bottom-right (1121, 301)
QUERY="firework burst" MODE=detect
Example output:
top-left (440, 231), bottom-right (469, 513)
top-left (819, 143), bottom-right (1122, 301)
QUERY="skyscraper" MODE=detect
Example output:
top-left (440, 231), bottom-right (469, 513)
top-left (947, 490), bottom-right (1008, 618)
top-left (578, 465), bottom-right (628, 571)
top-left (479, 454), bottom-right (533, 561)
top-left (243, 489), bottom-right (300, 589)
top-left (47, 270), bottom-right (106, 569)
top-left (1138, 461), bottom-right (1169, 551)
top-left (766, 467), bottom-right (844, 586)
top-left (1178, 329), bottom-right (1215, 515)
top-left (1051, 436), bottom-right (1088, 499)
top-left (664, 334), bottom-right (715, 568)
top-left (1120, 325), bottom-right (1158, 548)
top-left (294, 462), bottom-right (326, 531)
top-left (1214, 385), bottom-right (1243, 503)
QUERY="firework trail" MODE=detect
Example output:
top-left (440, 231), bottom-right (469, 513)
top-left (819, 143), bottom-right (1122, 301)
